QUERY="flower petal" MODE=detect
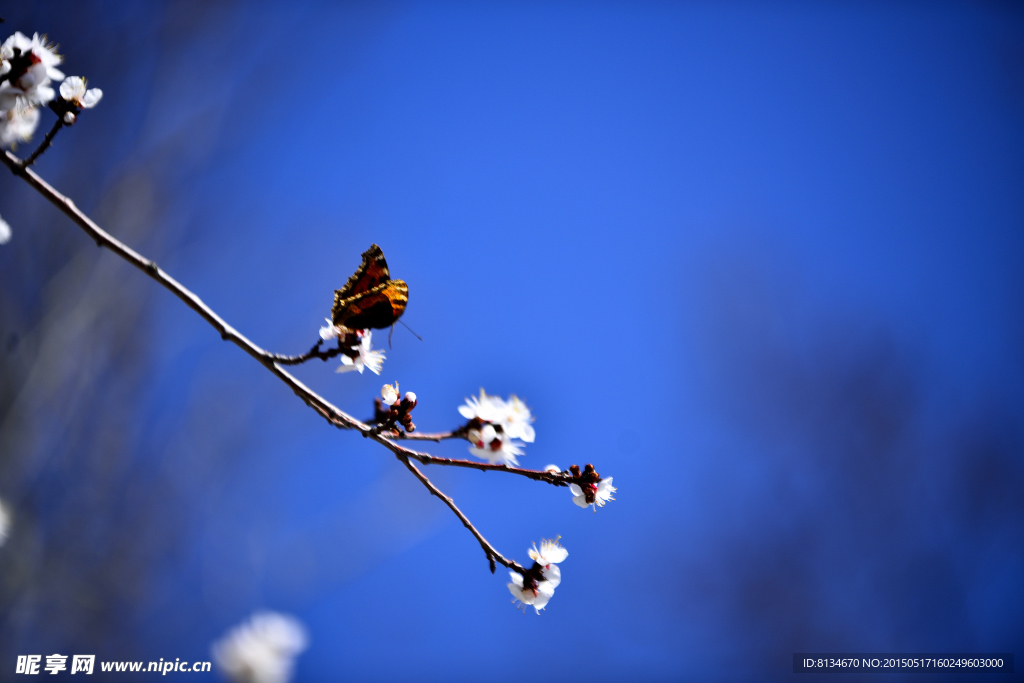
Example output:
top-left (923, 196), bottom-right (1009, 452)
top-left (81, 88), bottom-right (102, 108)
top-left (60, 77), bottom-right (83, 101)
top-left (539, 542), bottom-right (568, 564)
top-left (532, 582), bottom-right (555, 612)
top-left (518, 423), bottom-right (536, 443)
top-left (508, 582), bottom-right (531, 604)
top-left (541, 563), bottom-right (561, 588)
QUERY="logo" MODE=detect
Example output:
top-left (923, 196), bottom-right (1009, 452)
top-left (331, 244), bottom-right (409, 330)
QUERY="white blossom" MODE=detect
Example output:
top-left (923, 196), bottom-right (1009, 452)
top-left (507, 538), bottom-right (567, 614)
top-left (335, 329), bottom-right (384, 375)
top-left (502, 395), bottom-right (535, 443)
top-left (212, 612), bottom-right (307, 683)
top-left (0, 213), bottom-right (10, 245)
top-left (458, 389), bottom-right (508, 423)
top-left (381, 382), bottom-right (399, 406)
top-left (318, 319), bottom-right (340, 341)
top-left (458, 390), bottom-right (536, 442)
top-left (570, 477), bottom-right (616, 512)
top-left (0, 498), bottom-right (9, 546)
top-left (0, 104), bottom-right (39, 148)
top-left (508, 570), bottom-right (556, 613)
top-left (459, 389), bottom-right (533, 465)
top-left (320, 324), bottom-right (384, 375)
top-left (404, 391), bottom-right (417, 404)
top-left (528, 538), bottom-right (569, 566)
top-left (467, 428), bottom-right (523, 466)
top-left (468, 422), bottom-right (496, 446)
top-left (0, 32), bottom-right (64, 109)
top-left (58, 76), bottom-right (102, 109)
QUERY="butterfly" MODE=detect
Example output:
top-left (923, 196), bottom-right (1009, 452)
top-left (331, 244), bottom-right (409, 330)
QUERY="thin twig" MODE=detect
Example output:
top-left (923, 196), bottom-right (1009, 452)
top-left (396, 454), bottom-right (525, 575)
top-left (21, 118), bottom-right (63, 169)
top-left (392, 428), bottom-right (467, 442)
top-left (264, 339), bottom-right (344, 365)
top-left (374, 436), bottom-right (570, 486)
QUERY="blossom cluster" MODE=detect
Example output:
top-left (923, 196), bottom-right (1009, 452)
top-left (508, 538), bottom-right (568, 614)
top-left (212, 612), bottom-right (308, 683)
top-left (0, 31), bottom-right (101, 148)
top-left (375, 382), bottom-right (417, 433)
top-left (567, 463), bottom-right (616, 512)
top-left (458, 389), bottom-right (535, 466)
top-left (319, 320), bottom-right (384, 375)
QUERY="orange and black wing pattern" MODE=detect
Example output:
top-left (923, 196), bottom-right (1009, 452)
top-left (331, 245), bottom-right (409, 330)
top-left (333, 244), bottom-right (392, 301)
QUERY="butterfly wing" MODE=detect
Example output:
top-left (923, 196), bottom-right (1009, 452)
top-left (332, 244), bottom-right (393, 325)
top-left (333, 280), bottom-right (409, 330)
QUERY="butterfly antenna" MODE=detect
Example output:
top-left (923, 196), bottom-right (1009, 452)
top-left (399, 319), bottom-right (423, 341)
top-left (388, 325), bottom-right (394, 349)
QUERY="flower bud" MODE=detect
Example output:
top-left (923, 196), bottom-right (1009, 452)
top-left (63, 112), bottom-right (76, 125)
top-left (479, 423), bottom-right (496, 444)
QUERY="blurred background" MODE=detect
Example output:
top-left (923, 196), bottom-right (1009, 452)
top-left (1, 2), bottom-right (1022, 681)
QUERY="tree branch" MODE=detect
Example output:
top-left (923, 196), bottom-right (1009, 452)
top-left (2, 149), bottom-right (364, 435)
top-left (373, 436), bottom-right (570, 487)
top-left (1, 148), bottom-right (549, 576)
top-left (396, 454), bottom-right (525, 575)
top-left (21, 117), bottom-right (63, 169)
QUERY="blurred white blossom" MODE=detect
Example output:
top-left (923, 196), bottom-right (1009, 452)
top-left (458, 389), bottom-right (507, 423)
top-left (0, 213), bottom-right (10, 245)
top-left (212, 612), bottom-right (307, 683)
top-left (502, 395), bottom-right (535, 443)
top-left (59, 76), bottom-right (102, 109)
top-left (467, 426), bottom-right (523, 466)
top-left (318, 319), bottom-right (340, 341)
top-left (0, 32), bottom-right (64, 109)
top-left (459, 389), bottom-right (534, 465)
top-left (0, 104), bottom-right (39, 148)
top-left (335, 329), bottom-right (384, 375)
top-left (458, 389), bottom-right (535, 442)
top-left (0, 498), bottom-right (9, 546)
top-left (570, 477), bottom-right (616, 511)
